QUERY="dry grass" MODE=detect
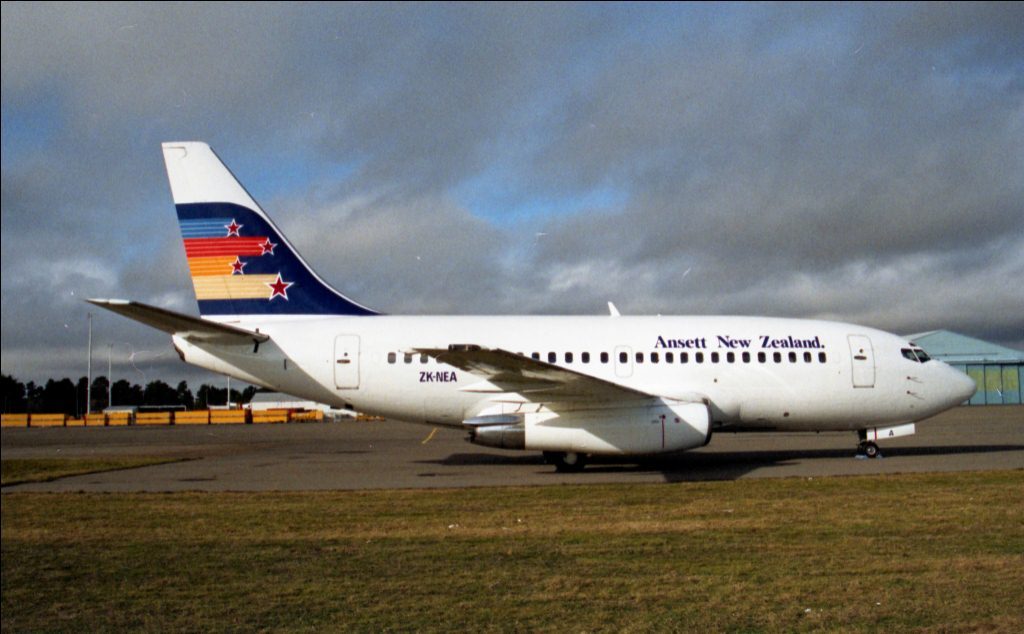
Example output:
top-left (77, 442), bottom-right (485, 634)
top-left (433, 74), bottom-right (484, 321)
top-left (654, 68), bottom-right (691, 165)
top-left (2, 471), bottom-right (1022, 632)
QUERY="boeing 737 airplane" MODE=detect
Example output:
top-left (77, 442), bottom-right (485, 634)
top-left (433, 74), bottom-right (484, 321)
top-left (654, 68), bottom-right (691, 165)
top-left (89, 142), bottom-right (976, 471)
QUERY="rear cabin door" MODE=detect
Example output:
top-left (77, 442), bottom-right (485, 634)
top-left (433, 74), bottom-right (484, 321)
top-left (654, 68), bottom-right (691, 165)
top-left (334, 335), bottom-right (360, 389)
top-left (848, 335), bottom-right (875, 388)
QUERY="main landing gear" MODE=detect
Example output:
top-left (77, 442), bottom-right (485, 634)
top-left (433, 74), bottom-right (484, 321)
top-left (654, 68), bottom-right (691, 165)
top-left (544, 451), bottom-right (587, 472)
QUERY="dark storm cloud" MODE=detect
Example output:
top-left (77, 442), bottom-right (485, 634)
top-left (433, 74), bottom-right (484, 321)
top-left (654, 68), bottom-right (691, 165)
top-left (2, 2), bottom-right (1022, 382)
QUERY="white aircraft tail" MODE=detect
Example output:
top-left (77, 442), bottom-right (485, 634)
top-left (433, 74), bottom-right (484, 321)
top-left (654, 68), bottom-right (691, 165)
top-left (162, 142), bottom-right (377, 317)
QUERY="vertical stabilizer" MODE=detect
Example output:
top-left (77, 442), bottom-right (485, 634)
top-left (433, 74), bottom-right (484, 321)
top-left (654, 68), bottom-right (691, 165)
top-left (162, 142), bottom-right (377, 317)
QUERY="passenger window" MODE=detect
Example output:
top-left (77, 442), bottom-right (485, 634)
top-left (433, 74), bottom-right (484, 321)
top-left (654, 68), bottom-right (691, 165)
top-left (619, 351), bottom-right (628, 363)
top-left (695, 352), bottom-right (704, 363)
top-left (651, 352), bottom-right (659, 363)
top-left (758, 352), bottom-right (766, 363)
top-left (531, 352), bottom-right (540, 360)
top-left (404, 353), bottom-right (413, 364)
top-left (387, 352), bottom-right (396, 364)
top-left (548, 352), bottom-right (556, 363)
top-left (742, 352), bottom-right (751, 363)
top-left (635, 352), bottom-right (644, 364)
top-left (711, 352), bottom-right (719, 363)
top-left (666, 352), bottom-right (674, 363)
top-left (803, 352), bottom-right (812, 363)
top-left (773, 352), bottom-right (782, 363)
top-left (819, 352), bottom-right (827, 363)
top-left (681, 352), bottom-right (688, 363)
top-left (565, 352), bottom-right (573, 363)
top-left (788, 352), bottom-right (797, 363)
top-left (726, 352), bottom-right (735, 363)
top-left (601, 352), bottom-right (609, 364)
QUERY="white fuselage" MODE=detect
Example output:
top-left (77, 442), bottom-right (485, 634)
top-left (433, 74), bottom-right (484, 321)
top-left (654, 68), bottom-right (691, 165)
top-left (173, 314), bottom-right (973, 432)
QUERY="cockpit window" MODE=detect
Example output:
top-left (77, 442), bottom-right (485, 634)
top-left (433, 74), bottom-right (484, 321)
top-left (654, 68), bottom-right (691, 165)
top-left (901, 348), bottom-right (932, 363)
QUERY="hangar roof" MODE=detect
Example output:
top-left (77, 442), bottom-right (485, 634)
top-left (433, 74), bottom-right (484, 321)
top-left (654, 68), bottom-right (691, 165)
top-left (905, 330), bottom-right (1024, 364)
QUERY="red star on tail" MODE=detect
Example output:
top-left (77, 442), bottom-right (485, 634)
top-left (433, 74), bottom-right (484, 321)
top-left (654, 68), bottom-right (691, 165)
top-left (231, 257), bottom-right (246, 275)
top-left (260, 238), bottom-right (277, 255)
top-left (225, 219), bottom-right (243, 236)
top-left (267, 274), bottom-right (293, 300)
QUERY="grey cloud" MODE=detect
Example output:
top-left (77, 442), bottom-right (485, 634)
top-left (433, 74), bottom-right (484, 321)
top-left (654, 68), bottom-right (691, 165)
top-left (2, 2), bottom-right (1022, 383)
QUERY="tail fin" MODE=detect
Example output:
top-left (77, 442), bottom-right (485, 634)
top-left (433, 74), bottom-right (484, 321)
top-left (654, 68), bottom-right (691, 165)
top-left (162, 142), bottom-right (377, 317)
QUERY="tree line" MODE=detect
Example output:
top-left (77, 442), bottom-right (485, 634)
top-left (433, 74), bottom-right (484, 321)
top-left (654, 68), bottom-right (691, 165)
top-left (1, 374), bottom-right (258, 416)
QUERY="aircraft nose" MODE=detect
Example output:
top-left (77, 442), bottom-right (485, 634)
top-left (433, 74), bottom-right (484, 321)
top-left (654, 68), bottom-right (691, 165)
top-left (948, 366), bottom-right (976, 405)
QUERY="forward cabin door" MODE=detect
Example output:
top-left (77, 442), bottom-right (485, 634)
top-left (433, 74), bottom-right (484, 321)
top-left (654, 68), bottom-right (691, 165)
top-left (334, 335), bottom-right (360, 389)
top-left (848, 335), bottom-right (875, 388)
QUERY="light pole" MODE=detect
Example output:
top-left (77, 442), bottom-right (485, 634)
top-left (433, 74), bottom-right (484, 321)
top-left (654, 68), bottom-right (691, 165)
top-left (86, 312), bottom-right (93, 416)
top-left (107, 344), bottom-right (113, 409)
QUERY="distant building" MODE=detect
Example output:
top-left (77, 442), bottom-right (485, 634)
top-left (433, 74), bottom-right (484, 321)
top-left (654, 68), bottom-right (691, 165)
top-left (907, 330), bottom-right (1023, 406)
top-left (247, 392), bottom-right (356, 419)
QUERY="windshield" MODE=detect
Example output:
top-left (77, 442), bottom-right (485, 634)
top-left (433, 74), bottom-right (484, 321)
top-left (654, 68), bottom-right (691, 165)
top-left (902, 347), bottom-right (932, 363)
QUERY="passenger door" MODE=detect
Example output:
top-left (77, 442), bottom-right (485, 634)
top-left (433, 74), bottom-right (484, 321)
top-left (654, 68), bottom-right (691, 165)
top-left (848, 335), bottom-right (875, 388)
top-left (334, 335), bottom-right (360, 389)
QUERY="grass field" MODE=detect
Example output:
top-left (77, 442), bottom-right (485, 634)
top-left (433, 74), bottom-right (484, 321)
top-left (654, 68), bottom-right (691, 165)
top-left (1, 457), bottom-right (189, 487)
top-left (2, 470), bottom-right (1022, 632)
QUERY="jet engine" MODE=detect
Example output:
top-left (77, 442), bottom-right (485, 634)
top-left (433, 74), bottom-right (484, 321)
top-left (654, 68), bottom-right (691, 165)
top-left (466, 398), bottom-right (711, 456)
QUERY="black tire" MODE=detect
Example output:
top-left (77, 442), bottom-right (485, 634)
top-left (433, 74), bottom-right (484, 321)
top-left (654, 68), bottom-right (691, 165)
top-left (864, 442), bottom-right (879, 459)
top-left (548, 451), bottom-right (586, 472)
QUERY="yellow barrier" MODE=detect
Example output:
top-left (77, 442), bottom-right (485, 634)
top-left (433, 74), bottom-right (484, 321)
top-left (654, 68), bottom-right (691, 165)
top-left (1, 414), bottom-right (30, 428)
top-left (209, 410), bottom-right (246, 424)
top-left (136, 412), bottom-right (172, 425)
top-left (2, 409), bottom-right (332, 428)
top-left (251, 411), bottom-right (288, 424)
top-left (174, 411), bottom-right (210, 425)
top-left (106, 412), bottom-right (132, 426)
top-left (84, 413), bottom-right (107, 426)
top-left (29, 414), bottom-right (67, 428)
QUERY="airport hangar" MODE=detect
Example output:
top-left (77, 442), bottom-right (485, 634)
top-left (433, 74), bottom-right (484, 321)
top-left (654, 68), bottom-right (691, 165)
top-left (910, 330), bottom-right (1023, 406)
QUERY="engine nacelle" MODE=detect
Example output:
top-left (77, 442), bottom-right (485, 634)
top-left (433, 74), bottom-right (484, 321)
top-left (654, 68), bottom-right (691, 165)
top-left (465, 399), bottom-right (711, 456)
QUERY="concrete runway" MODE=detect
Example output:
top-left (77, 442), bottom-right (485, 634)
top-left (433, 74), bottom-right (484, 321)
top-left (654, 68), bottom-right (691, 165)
top-left (3, 406), bottom-right (1021, 492)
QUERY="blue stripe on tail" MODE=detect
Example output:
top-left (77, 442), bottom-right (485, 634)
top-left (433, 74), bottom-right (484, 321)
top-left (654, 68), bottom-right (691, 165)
top-left (177, 202), bottom-right (378, 316)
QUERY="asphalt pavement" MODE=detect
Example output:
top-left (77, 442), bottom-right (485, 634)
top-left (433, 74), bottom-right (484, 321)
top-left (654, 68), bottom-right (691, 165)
top-left (2, 406), bottom-right (1021, 492)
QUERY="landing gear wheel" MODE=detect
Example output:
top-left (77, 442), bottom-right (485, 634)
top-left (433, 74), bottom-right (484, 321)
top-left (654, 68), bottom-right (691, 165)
top-left (860, 441), bottom-right (880, 459)
top-left (545, 451), bottom-right (587, 472)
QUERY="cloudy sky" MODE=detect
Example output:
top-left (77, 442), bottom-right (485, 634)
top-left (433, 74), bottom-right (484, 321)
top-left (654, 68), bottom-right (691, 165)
top-left (2, 2), bottom-right (1022, 386)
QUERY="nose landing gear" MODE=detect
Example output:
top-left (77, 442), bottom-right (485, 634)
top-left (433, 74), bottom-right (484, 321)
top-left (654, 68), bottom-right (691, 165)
top-left (856, 430), bottom-right (882, 459)
top-left (858, 441), bottom-right (881, 459)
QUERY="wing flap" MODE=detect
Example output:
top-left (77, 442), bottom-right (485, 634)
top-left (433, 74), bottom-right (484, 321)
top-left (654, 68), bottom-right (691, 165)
top-left (87, 299), bottom-right (269, 345)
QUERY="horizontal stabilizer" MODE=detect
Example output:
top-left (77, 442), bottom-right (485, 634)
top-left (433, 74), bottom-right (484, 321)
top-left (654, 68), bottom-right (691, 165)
top-left (87, 299), bottom-right (269, 346)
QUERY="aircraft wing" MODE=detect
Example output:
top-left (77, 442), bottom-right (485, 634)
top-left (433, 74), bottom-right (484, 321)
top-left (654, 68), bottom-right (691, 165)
top-left (87, 299), bottom-right (269, 346)
top-left (415, 346), bottom-right (656, 402)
